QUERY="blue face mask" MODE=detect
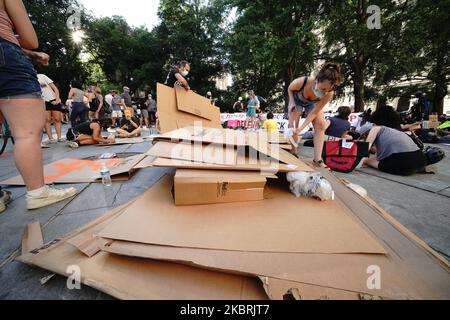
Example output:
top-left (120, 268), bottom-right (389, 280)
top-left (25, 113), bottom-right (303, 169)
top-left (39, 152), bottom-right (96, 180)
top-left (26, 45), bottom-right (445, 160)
top-left (181, 70), bottom-right (189, 77)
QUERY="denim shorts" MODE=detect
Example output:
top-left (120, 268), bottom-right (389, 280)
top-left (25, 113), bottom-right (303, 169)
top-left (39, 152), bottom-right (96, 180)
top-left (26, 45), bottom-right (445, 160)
top-left (0, 38), bottom-right (42, 99)
top-left (293, 93), bottom-right (315, 115)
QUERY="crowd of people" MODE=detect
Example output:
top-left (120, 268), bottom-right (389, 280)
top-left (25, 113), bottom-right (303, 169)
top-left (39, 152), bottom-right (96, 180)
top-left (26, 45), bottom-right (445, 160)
top-left (0, 0), bottom-right (447, 214)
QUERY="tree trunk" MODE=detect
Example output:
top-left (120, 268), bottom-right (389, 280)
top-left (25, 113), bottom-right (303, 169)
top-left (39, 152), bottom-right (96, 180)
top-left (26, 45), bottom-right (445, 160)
top-left (352, 64), bottom-right (365, 112)
top-left (434, 80), bottom-right (447, 115)
top-left (283, 66), bottom-right (295, 113)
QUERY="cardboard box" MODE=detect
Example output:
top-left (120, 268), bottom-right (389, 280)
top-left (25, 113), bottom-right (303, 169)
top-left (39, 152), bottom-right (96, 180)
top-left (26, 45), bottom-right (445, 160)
top-left (174, 170), bottom-right (269, 206)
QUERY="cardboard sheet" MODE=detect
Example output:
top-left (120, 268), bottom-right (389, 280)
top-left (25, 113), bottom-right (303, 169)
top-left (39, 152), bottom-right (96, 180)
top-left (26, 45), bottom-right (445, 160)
top-left (17, 203), bottom-right (268, 300)
top-left (174, 169), bottom-right (268, 206)
top-left (133, 155), bottom-right (156, 169)
top-left (157, 83), bottom-right (221, 133)
top-left (175, 85), bottom-right (218, 121)
top-left (148, 141), bottom-right (237, 166)
top-left (95, 137), bottom-right (149, 146)
top-left (0, 155), bottom-right (145, 185)
top-left (21, 222), bottom-right (44, 256)
top-left (98, 175), bottom-right (386, 254)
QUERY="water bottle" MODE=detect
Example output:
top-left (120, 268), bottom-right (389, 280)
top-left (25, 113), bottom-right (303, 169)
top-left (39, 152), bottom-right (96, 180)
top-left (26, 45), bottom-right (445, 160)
top-left (100, 164), bottom-right (112, 187)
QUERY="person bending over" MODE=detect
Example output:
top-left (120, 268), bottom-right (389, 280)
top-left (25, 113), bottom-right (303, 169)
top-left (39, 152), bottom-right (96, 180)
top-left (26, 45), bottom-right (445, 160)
top-left (325, 106), bottom-right (352, 139)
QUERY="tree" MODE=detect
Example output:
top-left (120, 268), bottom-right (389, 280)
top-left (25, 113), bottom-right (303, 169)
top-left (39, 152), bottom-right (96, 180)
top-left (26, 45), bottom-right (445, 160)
top-left (24, 0), bottom-right (88, 100)
top-left (225, 0), bottom-right (322, 111)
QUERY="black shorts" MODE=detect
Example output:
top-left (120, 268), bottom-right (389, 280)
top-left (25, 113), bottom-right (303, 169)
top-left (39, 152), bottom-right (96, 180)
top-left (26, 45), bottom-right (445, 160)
top-left (45, 100), bottom-right (62, 112)
top-left (379, 150), bottom-right (426, 176)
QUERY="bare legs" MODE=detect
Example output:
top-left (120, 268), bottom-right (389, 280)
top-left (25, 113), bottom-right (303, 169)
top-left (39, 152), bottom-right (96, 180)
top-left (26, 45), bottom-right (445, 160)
top-left (45, 110), bottom-right (62, 141)
top-left (0, 98), bottom-right (46, 191)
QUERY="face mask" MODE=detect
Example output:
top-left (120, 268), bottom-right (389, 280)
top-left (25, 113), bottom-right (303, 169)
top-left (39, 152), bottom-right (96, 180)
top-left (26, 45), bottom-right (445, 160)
top-left (181, 70), bottom-right (189, 77)
top-left (313, 83), bottom-right (327, 99)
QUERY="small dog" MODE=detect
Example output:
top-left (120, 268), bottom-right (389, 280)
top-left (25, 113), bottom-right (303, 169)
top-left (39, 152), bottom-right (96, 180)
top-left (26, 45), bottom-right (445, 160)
top-left (287, 172), bottom-right (334, 201)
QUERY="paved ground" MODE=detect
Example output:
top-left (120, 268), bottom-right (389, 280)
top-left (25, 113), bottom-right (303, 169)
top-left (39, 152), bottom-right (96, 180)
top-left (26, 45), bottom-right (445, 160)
top-left (0, 126), bottom-right (449, 300)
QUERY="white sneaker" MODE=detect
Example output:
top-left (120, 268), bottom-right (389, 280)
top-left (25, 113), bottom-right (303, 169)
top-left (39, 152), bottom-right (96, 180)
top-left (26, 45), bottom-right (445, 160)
top-left (57, 138), bottom-right (66, 143)
top-left (27, 186), bottom-right (78, 210)
top-left (41, 143), bottom-right (50, 149)
top-left (107, 128), bottom-right (117, 134)
top-left (67, 141), bottom-right (79, 149)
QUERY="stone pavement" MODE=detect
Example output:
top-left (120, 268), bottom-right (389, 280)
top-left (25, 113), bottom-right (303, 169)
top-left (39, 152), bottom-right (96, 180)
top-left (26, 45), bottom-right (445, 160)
top-left (0, 128), bottom-right (448, 299)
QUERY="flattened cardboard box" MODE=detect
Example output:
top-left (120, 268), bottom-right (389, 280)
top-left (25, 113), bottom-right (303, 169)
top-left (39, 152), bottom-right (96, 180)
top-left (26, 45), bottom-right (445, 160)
top-left (17, 201), bottom-right (268, 301)
top-left (98, 175), bottom-right (386, 255)
top-left (157, 83), bottom-right (221, 133)
top-left (174, 169), bottom-right (269, 206)
top-left (0, 154), bottom-right (145, 185)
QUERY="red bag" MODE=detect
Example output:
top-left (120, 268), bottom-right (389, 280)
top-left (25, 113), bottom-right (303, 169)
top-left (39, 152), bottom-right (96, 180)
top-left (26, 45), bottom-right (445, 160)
top-left (322, 140), bottom-right (370, 173)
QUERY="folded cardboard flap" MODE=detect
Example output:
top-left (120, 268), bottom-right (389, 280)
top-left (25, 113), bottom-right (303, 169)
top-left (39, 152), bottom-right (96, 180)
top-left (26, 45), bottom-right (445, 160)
top-left (174, 170), bottom-right (268, 206)
top-left (157, 83), bottom-right (221, 133)
top-left (21, 222), bottom-right (44, 256)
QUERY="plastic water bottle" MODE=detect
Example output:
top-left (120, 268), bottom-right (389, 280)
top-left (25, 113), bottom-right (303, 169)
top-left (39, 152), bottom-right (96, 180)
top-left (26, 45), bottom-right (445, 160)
top-left (100, 164), bottom-right (112, 187)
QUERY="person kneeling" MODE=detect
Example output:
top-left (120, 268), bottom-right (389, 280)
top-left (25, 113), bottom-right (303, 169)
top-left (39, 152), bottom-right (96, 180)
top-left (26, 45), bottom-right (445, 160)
top-left (116, 112), bottom-right (142, 138)
top-left (66, 118), bottom-right (115, 148)
top-left (360, 124), bottom-right (427, 176)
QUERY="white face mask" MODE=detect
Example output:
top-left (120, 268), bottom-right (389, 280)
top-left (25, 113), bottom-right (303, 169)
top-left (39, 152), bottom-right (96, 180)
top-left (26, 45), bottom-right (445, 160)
top-left (313, 82), bottom-right (327, 99)
top-left (181, 70), bottom-right (189, 77)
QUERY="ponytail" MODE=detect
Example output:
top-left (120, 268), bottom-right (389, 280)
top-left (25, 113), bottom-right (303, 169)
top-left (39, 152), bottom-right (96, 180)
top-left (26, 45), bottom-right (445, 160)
top-left (316, 62), bottom-right (343, 86)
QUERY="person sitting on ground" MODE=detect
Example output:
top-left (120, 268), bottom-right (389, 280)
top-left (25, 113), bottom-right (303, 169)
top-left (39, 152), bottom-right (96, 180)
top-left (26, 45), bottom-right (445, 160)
top-left (371, 105), bottom-right (422, 132)
top-left (116, 111), bottom-right (142, 138)
top-left (360, 124), bottom-right (427, 176)
top-left (325, 106), bottom-right (352, 140)
top-left (262, 112), bottom-right (279, 133)
top-left (66, 118), bottom-right (115, 148)
top-left (165, 60), bottom-right (191, 91)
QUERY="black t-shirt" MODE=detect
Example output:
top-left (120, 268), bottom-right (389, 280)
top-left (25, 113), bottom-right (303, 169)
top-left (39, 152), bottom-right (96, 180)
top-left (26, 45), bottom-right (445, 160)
top-left (325, 117), bottom-right (351, 138)
top-left (137, 98), bottom-right (147, 110)
top-left (120, 116), bottom-right (139, 133)
top-left (165, 68), bottom-right (187, 88)
top-left (75, 121), bottom-right (94, 136)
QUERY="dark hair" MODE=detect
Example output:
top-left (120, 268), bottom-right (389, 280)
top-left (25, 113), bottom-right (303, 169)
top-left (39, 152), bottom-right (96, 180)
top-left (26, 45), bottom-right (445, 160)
top-left (267, 112), bottom-right (274, 120)
top-left (92, 118), bottom-right (113, 127)
top-left (337, 106), bottom-right (352, 120)
top-left (371, 105), bottom-right (402, 131)
top-left (179, 60), bottom-right (190, 68)
top-left (70, 80), bottom-right (83, 90)
top-left (316, 62), bottom-right (343, 87)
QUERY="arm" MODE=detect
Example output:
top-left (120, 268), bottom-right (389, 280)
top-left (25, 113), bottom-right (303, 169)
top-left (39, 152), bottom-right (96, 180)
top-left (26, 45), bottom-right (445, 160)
top-left (68, 88), bottom-right (75, 100)
top-left (365, 126), bottom-right (381, 150)
top-left (175, 73), bottom-right (190, 90)
top-left (92, 124), bottom-right (113, 144)
top-left (5, 0), bottom-right (38, 49)
top-left (21, 49), bottom-right (49, 66)
top-left (295, 92), bottom-right (334, 133)
top-left (129, 118), bottom-right (139, 129)
top-left (49, 83), bottom-right (61, 104)
top-left (96, 96), bottom-right (103, 115)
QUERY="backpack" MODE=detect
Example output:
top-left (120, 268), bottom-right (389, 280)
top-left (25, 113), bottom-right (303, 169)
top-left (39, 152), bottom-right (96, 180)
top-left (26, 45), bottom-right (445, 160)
top-left (102, 99), bottom-right (112, 114)
top-left (322, 140), bottom-right (370, 173)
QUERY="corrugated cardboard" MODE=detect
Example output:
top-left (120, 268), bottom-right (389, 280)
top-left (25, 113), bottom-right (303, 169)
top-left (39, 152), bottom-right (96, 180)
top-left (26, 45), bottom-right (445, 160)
top-left (148, 141), bottom-right (237, 166)
top-left (95, 137), bottom-right (149, 146)
top-left (17, 204), bottom-right (268, 300)
top-left (133, 155), bottom-right (156, 169)
top-left (98, 175), bottom-right (386, 254)
top-left (175, 85), bottom-right (218, 121)
top-left (174, 170), bottom-right (268, 206)
top-left (157, 83), bottom-right (221, 133)
top-left (0, 155), bottom-right (145, 185)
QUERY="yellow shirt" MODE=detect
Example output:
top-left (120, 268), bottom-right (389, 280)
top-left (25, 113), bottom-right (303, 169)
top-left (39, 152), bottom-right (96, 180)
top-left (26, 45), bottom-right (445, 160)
top-left (263, 119), bottom-right (279, 133)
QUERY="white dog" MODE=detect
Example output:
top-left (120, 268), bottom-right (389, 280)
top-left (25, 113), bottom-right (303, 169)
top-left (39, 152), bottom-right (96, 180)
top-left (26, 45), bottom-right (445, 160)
top-left (287, 172), bottom-right (334, 201)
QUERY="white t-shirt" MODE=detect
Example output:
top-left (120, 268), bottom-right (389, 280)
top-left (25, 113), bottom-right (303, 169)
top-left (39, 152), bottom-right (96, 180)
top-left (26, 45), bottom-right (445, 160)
top-left (105, 94), bottom-right (113, 106)
top-left (38, 74), bottom-right (56, 102)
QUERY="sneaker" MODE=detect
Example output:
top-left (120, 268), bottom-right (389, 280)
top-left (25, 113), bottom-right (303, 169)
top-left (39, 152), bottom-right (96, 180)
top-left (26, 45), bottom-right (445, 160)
top-left (0, 190), bottom-right (12, 213)
top-left (27, 186), bottom-right (78, 210)
top-left (41, 143), bottom-right (50, 149)
top-left (419, 165), bottom-right (438, 174)
top-left (67, 141), bottom-right (79, 149)
top-left (49, 139), bottom-right (57, 144)
top-left (57, 138), bottom-right (65, 143)
top-left (107, 128), bottom-right (117, 134)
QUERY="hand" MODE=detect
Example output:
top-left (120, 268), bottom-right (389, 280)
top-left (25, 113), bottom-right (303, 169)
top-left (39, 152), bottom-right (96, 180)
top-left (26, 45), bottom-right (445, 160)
top-left (95, 112), bottom-right (99, 119)
top-left (52, 98), bottom-right (61, 105)
top-left (33, 52), bottom-right (50, 66)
